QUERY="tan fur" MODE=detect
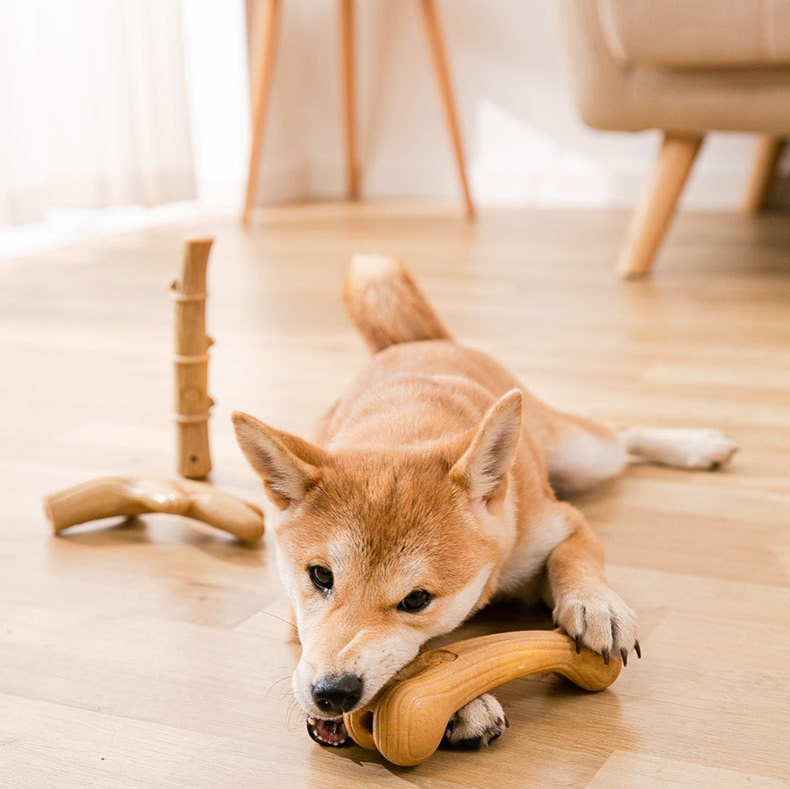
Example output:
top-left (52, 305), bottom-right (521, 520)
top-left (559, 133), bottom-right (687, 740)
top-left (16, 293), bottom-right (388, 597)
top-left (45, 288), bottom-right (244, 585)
top-left (342, 254), bottom-right (452, 353)
top-left (233, 256), bottom-right (736, 739)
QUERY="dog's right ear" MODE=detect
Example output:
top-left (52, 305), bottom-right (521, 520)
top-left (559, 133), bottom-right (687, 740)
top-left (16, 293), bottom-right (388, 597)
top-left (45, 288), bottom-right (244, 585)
top-left (232, 412), bottom-right (328, 510)
top-left (450, 389), bottom-right (523, 508)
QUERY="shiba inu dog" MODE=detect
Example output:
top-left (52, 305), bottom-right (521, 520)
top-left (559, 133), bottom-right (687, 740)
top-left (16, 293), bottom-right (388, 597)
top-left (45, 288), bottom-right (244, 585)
top-left (232, 255), bottom-right (737, 749)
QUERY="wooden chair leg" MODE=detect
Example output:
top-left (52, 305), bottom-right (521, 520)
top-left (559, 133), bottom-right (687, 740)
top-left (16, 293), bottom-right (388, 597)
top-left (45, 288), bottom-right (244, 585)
top-left (339, 0), bottom-right (359, 200)
top-left (417, 0), bottom-right (475, 218)
top-left (617, 133), bottom-right (703, 279)
top-left (742, 135), bottom-right (785, 215)
top-left (242, 0), bottom-right (282, 225)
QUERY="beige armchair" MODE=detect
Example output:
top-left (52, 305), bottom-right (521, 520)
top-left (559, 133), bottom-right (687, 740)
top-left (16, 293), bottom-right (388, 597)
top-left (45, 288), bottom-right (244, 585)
top-left (559, 0), bottom-right (790, 277)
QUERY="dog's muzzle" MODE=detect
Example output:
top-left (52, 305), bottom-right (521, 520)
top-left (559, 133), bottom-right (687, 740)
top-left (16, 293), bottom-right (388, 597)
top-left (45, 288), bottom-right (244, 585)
top-left (306, 674), bottom-right (363, 748)
top-left (311, 673), bottom-right (363, 716)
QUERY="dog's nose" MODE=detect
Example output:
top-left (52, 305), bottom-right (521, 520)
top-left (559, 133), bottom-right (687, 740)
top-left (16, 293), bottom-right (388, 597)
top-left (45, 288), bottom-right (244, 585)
top-left (311, 674), bottom-right (363, 715)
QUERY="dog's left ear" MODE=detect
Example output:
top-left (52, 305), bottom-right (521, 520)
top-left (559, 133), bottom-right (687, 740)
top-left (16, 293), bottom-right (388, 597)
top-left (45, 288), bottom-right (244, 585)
top-left (232, 411), bottom-right (329, 510)
top-left (450, 389), bottom-right (522, 507)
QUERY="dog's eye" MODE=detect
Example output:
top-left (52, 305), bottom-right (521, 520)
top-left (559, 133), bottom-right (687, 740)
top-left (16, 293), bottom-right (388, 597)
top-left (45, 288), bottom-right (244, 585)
top-left (398, 590), bottom-right (432, 612)
top-left (309, 565), bottom-right (334, 592)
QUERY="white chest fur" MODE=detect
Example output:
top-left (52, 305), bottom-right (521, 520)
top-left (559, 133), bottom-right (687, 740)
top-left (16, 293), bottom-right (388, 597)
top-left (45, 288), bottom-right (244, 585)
top-left (496, 510), bottom-right (569, 596)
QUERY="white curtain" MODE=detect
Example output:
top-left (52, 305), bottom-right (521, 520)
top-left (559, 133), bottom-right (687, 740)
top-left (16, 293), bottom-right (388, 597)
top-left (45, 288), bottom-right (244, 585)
top-left (0, 0), bottom-right (196, 226)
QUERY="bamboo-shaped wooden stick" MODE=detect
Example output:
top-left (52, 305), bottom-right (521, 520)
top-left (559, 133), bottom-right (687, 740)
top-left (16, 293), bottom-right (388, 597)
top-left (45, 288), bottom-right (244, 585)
top-left (344, 630), bottom-right (623, 767)
top-left (171, 238), bottom-right (214, 479)
top-left (44, 476), bottom-right (264, 542)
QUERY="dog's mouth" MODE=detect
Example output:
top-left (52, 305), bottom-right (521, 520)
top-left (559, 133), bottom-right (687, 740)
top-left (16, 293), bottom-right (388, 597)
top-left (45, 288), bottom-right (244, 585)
top-left (306, 715), bottom-right (352, 748)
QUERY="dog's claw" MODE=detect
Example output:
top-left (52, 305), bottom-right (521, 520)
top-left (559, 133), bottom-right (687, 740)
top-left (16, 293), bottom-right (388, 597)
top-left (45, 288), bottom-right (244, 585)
top-left (575, 635), bottom-right (582, 654)
top-left (602, 648), bottom-right (610, 667)
top-left (620, 648), bottom-right (628, 667)
top-left (634, 640), bottom-right (642, 659)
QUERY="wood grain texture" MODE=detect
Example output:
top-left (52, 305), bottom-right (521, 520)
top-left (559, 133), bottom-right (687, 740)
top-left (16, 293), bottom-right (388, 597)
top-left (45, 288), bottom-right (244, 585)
top-left (1, 203), bottom-right (788, 788)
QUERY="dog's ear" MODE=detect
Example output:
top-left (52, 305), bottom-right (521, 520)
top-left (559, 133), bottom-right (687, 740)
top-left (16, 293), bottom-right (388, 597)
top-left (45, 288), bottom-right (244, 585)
top-left (232, 412), bottom-right (328, 510)
top-left (450, 389), bottom-right (522, 507)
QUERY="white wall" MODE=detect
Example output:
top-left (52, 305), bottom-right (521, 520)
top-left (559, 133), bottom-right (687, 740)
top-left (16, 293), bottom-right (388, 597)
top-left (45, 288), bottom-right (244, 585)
top-left (206, 0), bottom-right (763, 211)
top-left (181, 0), bottom-right (252, 209)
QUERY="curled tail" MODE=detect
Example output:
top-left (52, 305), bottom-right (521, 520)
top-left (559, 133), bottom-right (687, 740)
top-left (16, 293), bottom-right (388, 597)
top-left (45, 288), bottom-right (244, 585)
top-left (343, 254), bottom-right (453, 353)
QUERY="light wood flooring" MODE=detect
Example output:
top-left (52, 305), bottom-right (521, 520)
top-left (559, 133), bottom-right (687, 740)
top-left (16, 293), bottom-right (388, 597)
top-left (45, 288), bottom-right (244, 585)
top-left (1, 203), bottom-right (789, 788)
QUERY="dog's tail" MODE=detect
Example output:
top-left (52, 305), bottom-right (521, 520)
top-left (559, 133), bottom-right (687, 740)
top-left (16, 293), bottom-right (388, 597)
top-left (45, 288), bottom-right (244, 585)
top-left (343, 254), bottom-right (453, 353)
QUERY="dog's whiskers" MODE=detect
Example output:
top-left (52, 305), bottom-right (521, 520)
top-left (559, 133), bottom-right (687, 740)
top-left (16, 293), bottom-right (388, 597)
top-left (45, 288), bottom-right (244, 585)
top-left (263, 671), bottom-right (295, 703)
top-left (284, 693), bottom-right (306, 729)
top-left (248, 606), bottom-right (298, 631)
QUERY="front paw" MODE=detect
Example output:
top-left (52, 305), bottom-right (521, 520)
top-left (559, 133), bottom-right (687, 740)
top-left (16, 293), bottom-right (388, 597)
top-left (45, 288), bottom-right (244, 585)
top-left (443, 693), bottom-right (508, 749)
top-left (554, 587), bottom-right (640, 666)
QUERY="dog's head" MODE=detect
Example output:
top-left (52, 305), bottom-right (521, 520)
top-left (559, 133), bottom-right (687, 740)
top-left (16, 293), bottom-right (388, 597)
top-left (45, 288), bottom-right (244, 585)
top-left (232, 390), bottom-right (522, 723)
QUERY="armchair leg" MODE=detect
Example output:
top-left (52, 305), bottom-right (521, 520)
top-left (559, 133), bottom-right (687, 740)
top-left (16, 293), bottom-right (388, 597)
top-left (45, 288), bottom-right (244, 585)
top-left (339, 0), bottom-right (359, 200)
top-left (417, 0), bottom-right (475, 218)
top-left (242, 0), bottom-right (282, 225)
top-left (742, 135), bottom-right (785, 215)
top-left (617, 133), bottom-right (703, 279)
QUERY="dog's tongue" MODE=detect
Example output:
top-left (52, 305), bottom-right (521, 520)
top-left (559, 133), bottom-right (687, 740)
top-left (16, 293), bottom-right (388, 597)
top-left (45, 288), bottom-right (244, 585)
top-left (307, 716), bottom-right (351, 747)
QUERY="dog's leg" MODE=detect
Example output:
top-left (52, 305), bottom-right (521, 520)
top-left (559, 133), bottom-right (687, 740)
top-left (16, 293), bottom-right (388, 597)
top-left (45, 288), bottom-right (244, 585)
top-left (540, 413), bottom-right (629, 496)
top-left (541, 411), bottom-right (737, 495)
top-left (543, 504), bottom-right (639, 664)
top-left (619, 426), bottom-right (738, 471)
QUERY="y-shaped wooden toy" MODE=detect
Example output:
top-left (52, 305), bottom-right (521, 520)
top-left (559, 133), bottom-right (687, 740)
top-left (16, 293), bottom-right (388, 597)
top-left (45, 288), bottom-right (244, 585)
top-left (44, 475), bottom-right (264, 542)
top-left (344, 629), bottom-right (623, 766)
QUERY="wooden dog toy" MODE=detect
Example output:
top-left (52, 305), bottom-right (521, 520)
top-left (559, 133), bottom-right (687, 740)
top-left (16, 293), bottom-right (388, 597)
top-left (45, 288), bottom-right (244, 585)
top-left (43, 475), bottom-right (264, 542)
top-left (344, 629), bottom-right (623, 766)
top-left (171, 237), bottom-right (214, 479)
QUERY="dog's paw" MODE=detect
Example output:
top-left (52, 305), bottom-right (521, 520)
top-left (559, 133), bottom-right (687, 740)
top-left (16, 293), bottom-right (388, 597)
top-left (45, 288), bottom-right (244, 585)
top-left (668, 429), bottom-right (738, 470)
top-left (553, 586), bottom-right (640, 666)
top-left (625, 427), bottom-right (738, 471)
top-left (443, 693), bottom-right (508, 749)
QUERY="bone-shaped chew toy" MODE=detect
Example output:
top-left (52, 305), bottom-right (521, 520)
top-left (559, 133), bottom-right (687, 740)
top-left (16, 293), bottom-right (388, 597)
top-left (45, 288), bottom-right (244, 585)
top-left (344, 629), bottom-right (623, 767)
top-left (43, 475), bottom-right (264, 542)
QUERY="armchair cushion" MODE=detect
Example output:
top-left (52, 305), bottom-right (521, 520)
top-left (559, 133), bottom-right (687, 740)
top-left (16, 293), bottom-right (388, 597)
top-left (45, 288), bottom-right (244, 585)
top-left (559, 0), bottom-right (790, 133)
top-left (598, 0), bottom-right (790, 69)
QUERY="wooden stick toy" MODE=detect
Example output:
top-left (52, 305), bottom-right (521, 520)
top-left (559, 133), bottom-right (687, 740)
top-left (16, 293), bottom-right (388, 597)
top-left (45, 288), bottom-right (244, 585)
top-left (171, 238), bottom-right (214, 479)
top-left (344, 629), bottom-right (623, 767)
top-left (43, 476), bottom-right (264, 542)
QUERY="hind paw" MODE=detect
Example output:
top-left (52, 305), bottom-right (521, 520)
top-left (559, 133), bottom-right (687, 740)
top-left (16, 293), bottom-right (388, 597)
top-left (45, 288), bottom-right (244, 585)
top-left (675, 429), bottom-right (738, 470)
top-left (443, 694), bottom-right (508, 749)
top-left (624, 427), bottom-right (738, 471)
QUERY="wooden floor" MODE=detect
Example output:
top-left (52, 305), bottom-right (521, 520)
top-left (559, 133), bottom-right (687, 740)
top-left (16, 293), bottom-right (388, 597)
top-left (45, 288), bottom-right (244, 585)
top-left (1, 203), bottom-right (789, 788)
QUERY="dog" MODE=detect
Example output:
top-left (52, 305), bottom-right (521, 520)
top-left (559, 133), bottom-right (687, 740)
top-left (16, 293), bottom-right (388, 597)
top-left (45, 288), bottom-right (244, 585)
top-left (232, 255), bottom-right (737, 749)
